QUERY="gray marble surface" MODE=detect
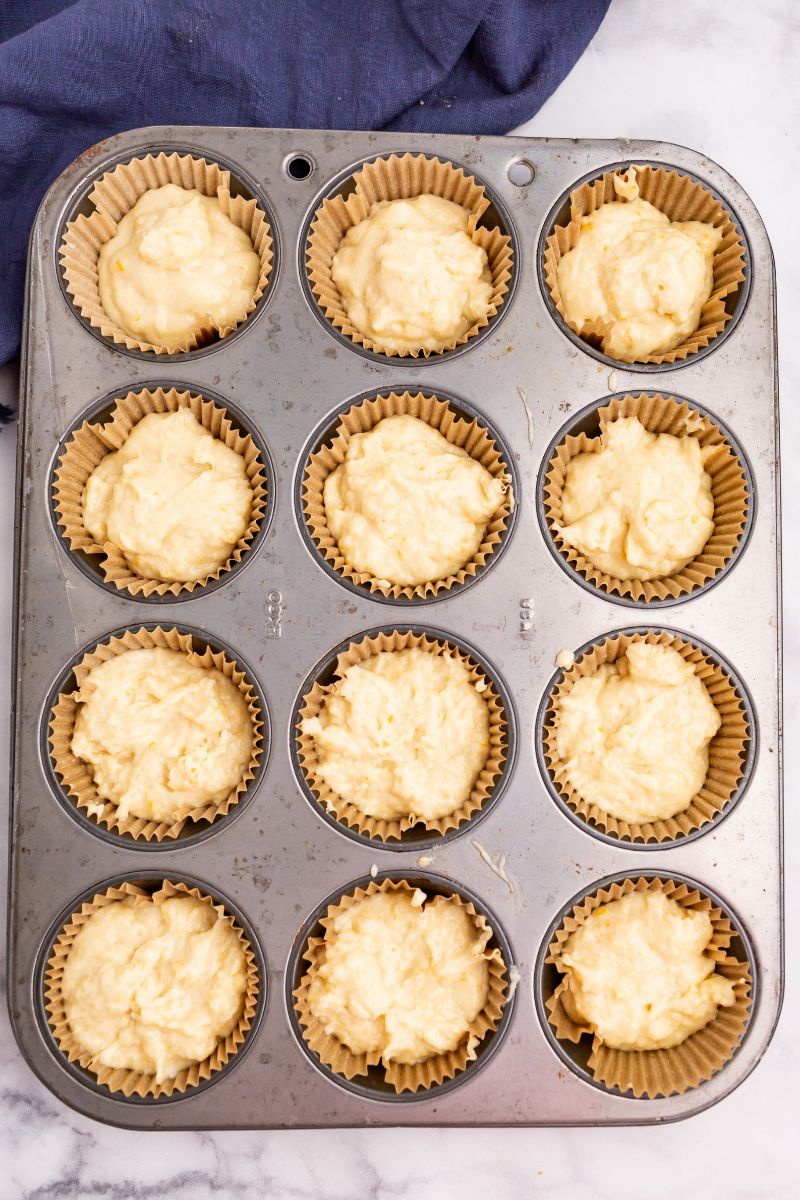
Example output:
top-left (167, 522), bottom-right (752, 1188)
top-left (1, 0), bottom-right (797, 1195)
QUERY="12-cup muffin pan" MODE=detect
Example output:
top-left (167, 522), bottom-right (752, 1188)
top-left (9, 127), bottom-right (782, 1127)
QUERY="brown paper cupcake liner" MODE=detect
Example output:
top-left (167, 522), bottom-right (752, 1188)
top-left (545, 876), bottom-right (752, 1098)
top-left (543, 165), bottom-right (747, 365)
top-left (306, 153), bottom-right (513, 358)
top-left (543, 393), bottom-right (751, 603)
top-left (293, 877), bottom-right (508, 1093)
top-left (48, 626), bottom-right (264, 842)
top-left (53, 386), bottom-right (268, 598)
top-left (44, 879), bottom-right (260, 1099)
top-left (60, 151), bottom-right (274, 354)
top-left (542, 629), bottom-right (750, 844)
top-left (296, 629), bottom-right (508, 842)
top-left (302, 391), bottom-right (514, 600)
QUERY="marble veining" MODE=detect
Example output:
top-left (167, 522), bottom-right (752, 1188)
top-left (1, 0), bottom-right (798, 1195)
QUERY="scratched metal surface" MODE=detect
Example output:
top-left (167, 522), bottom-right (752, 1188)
top-left (8, 127), bottom-right (782, 1128)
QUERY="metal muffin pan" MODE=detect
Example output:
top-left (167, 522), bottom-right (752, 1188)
top-left (9, 127), bottom-right (782, 1128)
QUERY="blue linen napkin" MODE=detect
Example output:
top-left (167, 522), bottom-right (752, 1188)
top-left (0, 0), bottom-right (609, 368)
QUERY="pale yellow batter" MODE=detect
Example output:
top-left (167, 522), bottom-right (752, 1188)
top-left (324, 415), bottom-right (507, 587)
top-left (559, 416), bottom-right (714, 580)
top-left (555, 642), bottom-right (720, 824)
top-left (302, 647), bottom-right (490, 822)
top-left (331, 194), bottom-right (493, 352)
top-left (61, 895), bottom-right (248, 1082)
top-left (83, 408), bottom-right (253, 583)
top-left (307, 889), bottom-right (489, 1065)
top-left (71, 647), bottom-right (253, 824)
top-left (561, 890), bottom-right (736, 1051)
top-left (556, 170), bottom-right (722, 359)
top-left (98, 184), bottom-right (260, 351)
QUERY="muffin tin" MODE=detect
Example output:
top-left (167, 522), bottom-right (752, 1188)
top-left (9, 127), bottom-right (782, 1127)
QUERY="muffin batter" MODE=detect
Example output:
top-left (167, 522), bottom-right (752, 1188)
top-left (307, 889), bottom-right (489, 1064)
top-left (324, 415), bottom-right (507, 587)
top-left (558, 416), bottom-right (714, 580)
top-left (555, 641), bottom-right (720, 824)
top-left (83, 408), bottom-right (253, 583)
top-left (331, 194), bottom-right (493, 352)
top-left (71, 647), bottom-right (253, 823)
top-left (302, 647), bottom-right (490, 822)
top-left (61, 895), bottom-right (248, 1082)
top-left (556, 170), bottom-right (722, 359)
top-left (98, 183), bottom-right (260, 350)
top-left (561, 890), bottom-right (736, 1050)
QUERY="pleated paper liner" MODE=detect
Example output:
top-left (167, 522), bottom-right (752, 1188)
top-left (541, 629), bottom-right (751, 844)
top-left (542, 164), bottom-right (747, 365)
top-left (293, 877), bottom-right (508, 1094)
top-left (296, 629), bottom-right (509, 843)
top-left (306, 153), bottom-right (514, 357)
top-left (59, 151), bottom-right (274, 354)
top-left (53, 386), bottom-right (268, 599)
top-left (544, 876), bottom-right (753, 1098)
top-left (542, 393), bottom-right (751, 603)
top-left (302, 390), bottom-right (514, 600)
top-left (48, 626), bottom-right (264, 843)
top-left (44, 879), bottom-right (260, 1099)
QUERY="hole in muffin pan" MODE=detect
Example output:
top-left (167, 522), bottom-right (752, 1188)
top-left (285, 869), bottom-right (516, 1103)
top-left (293, 386), bottom-right (521, 606)
top-left (39, 623), bottom-right (271, 851)
top-left (534, 625), bottom-right (758, 850)
top-left (48, 381), bottom-right (276, 604)
top-left (533, 870), bottom-right (757, 1100)
top-left (34, 871), bottom-right (267, 1104)
top-left (535, 391), bottom-right (756, 609)
top-left (285, 153), bottom-right (315, 181)
top-left (298, 152), bottom-right (520, 365)
top-left (55, 143), bottom-right (281, 362)
top-left (289, 624), bottom-right (518, 851)
top-left (536, 160), bottom-right (753, 373)
top-left (507, 158), bottom-right (536, 187)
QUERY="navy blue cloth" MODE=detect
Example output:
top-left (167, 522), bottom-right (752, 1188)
top-left (0, 0), bottom-right (609, 367)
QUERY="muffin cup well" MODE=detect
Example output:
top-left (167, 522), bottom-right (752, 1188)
top-left (44, 878), bottom-right (260, 1100)
top-left (52, 385), bottom-right (269, 599)
top-left (47, 625), bottom-right (265, 843)
top-left (305, 153), bottom-right (513, 358)
top-left (295, 628), bottom-right (510, 844)
top-left (292, 876), bottom-right (509, 1094)
top-left (542, 164), bottom-right (747, 366)
top-left (540, 628), bottom-right (752, 845)
top-left (543, 875), bottom-right (753, 1098)
top-left (541, 392), bottom-right (752, 604)
top-left (59, 151), bottom-right (274, 355)
top-left (301, 390), bottom-right (515, 601)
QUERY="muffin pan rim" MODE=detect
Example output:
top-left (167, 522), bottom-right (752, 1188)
top-left (535, 157), bottom-right (754, 373)
top-left (534, 623), bottom-right (759, 849)
top-left (534, 389), bottom-right (758, 609)
top-left (37, 621), bottom-right (272, 851)
top-left (532, 868), bottom-right (759, 1100)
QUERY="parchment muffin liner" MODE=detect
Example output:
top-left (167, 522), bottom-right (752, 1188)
top-left (542, 392), bottom-right (751, 603)
top-left (544, 875), bottom-right (753, 1098)
top-left (295, 629), bottom-right (509, 843)
top-left (543, 164), bottom-right (747, 365)
top-left (44, 878), bottom-right (260, 1099)
top-left (302, 390), bottom-right (514, 600)
top-left (306, 153), bottom-right (514, 357)
top-left (59, 151), bottom-right (274, 354)
top-left (293, 877), bottom-right (509, 1093)
top-left (53, 386), bottom-right (268, 598)
top-left (48, 625), bottom-right (264, 842)
top-left (541, 629), bottom-right (751, 844)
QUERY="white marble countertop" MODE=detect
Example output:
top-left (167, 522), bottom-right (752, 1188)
top-left (1, 1), bottom-right (797, 1196)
